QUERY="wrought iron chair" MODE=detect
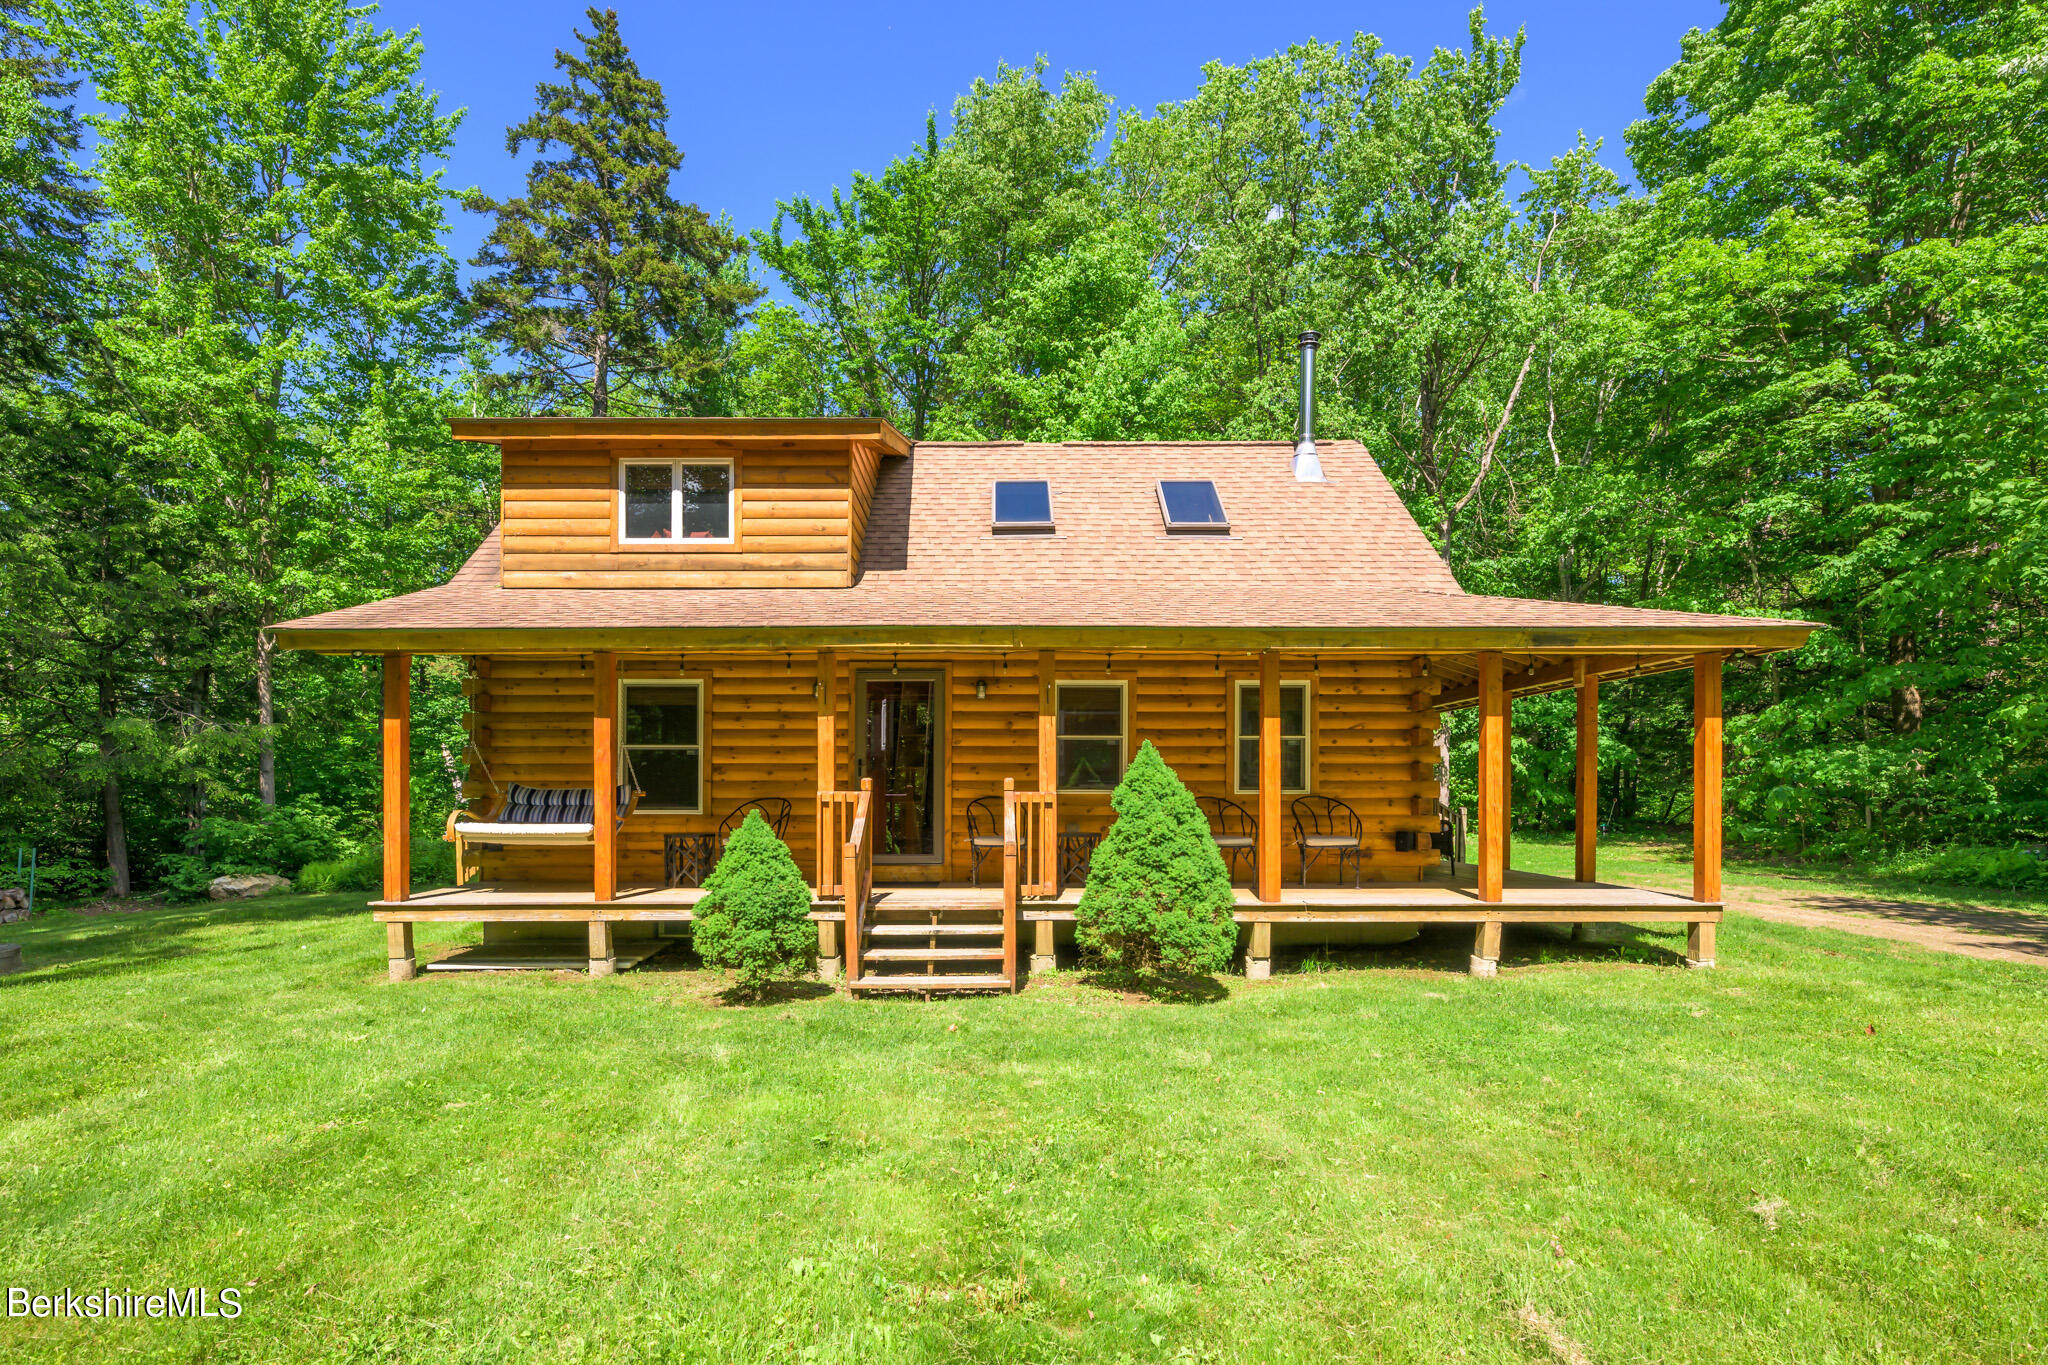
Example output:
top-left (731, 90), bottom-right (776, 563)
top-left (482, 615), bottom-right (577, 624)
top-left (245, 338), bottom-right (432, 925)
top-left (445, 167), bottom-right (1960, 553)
top-left (1196, 795), bottom-right (1258, 884)
top-left (717, 796), bottom-right (794, 850)
top-left (965, 795), bottom-right (1007, 887)
top-left (1291, 795), bottom-right (1366, 887)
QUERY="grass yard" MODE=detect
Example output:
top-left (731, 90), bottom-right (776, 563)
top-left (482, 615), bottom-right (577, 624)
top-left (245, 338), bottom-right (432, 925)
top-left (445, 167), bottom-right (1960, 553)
top-left (3, 848), bottom-right (2047, 1363)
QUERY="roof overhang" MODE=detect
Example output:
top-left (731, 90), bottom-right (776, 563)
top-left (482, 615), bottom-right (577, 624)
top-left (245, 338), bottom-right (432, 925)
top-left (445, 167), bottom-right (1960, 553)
top-left (447, 416), bottom-right (912, 456)
top-left (272, 622), bottom-right (1815, 658)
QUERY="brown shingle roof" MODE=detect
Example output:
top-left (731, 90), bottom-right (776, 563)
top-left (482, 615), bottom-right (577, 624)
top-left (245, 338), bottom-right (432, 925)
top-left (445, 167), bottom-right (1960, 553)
top-left (275, 440), bottom-right (1816, 651)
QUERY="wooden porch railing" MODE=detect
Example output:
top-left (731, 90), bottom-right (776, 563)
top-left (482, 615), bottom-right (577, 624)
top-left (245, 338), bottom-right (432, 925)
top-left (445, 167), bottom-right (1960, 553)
top-left (815, 781), bottom-right (870, 900)
top-left (837, 778), bottom-right (875, 985)
top-left (1001, 779), bottom-right (1058, 991)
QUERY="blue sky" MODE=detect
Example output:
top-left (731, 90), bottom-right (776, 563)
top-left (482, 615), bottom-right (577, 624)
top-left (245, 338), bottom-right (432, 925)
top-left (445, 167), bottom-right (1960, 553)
top-left (373, 0), bottom-right (1724, 270)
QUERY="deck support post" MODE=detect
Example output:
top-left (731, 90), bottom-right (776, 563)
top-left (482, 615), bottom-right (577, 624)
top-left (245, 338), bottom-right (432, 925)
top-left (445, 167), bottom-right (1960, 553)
top-left (1687, 920), bottom-right (1717, 970)
top-left (386, 921), bottom-right (415, 982)
top-left (1470, 919), bottom-right (1502, 977)
top-left (588, 920), bottom-right (615, 977)
top-left (1476, 653), bottom-right (1506, 903)
top-left (380, 653), bottom-right (411, 905)
top-left (817, 918), bottom-right (842, 980)
top-left (592, 651), bottom-right (617, 904)
top-left (1246, 920), bottom-right (1273, 980)
top-left (1691, 653), bottom-right (1724, 967)
top-left (1256, 650), bottom-right (1282, 903)
top-left (1031, 918), bottom-right (1056, 973)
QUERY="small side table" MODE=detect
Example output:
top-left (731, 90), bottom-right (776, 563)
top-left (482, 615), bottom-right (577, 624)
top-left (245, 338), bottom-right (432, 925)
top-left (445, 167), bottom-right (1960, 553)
top-left (1058, 832), bottom-right (1102, 889)
top-left (664, 833), bottom-right (718, 888)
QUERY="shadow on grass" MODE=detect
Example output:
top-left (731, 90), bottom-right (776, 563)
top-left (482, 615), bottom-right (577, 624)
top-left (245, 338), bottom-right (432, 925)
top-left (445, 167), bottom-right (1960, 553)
top-left (1276, 922), bottom-right (1689, 977)
top-left (1076, 967), bottom-right (1230, 1003)
top-left (710, 978), bottom-right (838, 1007)
top-left (0, 891), bottom-right (374, 989)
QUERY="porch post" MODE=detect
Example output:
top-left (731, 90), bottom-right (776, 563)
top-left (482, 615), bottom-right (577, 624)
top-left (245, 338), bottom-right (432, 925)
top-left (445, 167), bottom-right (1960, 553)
top-left (816, 648), bottom-right (837, 790)
top-left (381, 653), bottom-right (414, 981)
top-left (1502, 690), bottom-right (1513, 872)
top-left (1477, 652), bottom-right (1506, 904)
top-left (1574, 659), bottom-right (1598, 883)
top-left (1690, 653), bottom-right (1724, 967)
top-left (592, 651), bottom-right (617, 904)
top-left (1256, 650), bottom-right (1283, 903)
top-left (815, 649), bottom-right (841, 973)
top-left (1036, 648), bottom-right (1057, 792)
top-left (380, 653), bottom-right (412, 904)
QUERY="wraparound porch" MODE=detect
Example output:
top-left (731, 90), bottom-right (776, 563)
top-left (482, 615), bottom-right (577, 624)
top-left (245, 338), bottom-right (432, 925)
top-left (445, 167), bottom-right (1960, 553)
top-left (372, 863), bottom-right (1722, 982)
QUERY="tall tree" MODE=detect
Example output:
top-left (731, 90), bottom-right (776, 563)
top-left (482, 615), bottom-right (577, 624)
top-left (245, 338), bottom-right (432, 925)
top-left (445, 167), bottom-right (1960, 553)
top-left (468, 6), bottom-right (758, 417)
top-left (55, 0), bottom-right (466, 823)
top-left (1618, 0), bottom-right (2048, 847)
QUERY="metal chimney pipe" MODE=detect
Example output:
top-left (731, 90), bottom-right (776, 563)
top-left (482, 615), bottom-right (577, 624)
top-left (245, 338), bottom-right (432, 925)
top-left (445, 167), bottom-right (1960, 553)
top-left (1292, 330), bottom-right (1325, 482)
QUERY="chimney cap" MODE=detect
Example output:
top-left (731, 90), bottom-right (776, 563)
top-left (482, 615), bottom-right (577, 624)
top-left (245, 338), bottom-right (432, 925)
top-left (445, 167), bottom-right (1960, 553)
top-left (1298, 330), bottom-right (1321, 347)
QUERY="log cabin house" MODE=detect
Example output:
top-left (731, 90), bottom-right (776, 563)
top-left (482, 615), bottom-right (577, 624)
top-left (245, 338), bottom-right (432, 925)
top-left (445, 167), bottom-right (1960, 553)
top-left (273, 339), bottom-right (1816, 991)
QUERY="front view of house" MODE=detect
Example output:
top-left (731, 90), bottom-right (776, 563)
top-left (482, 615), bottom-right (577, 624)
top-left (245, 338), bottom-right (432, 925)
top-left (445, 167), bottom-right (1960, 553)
top-left (275, 347), bottom-right (1814, 989)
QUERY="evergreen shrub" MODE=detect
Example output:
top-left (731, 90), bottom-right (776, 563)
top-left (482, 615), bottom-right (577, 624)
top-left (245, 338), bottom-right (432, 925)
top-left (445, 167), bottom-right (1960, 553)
top-left (1075, 740), bottom-right (1238, 980)
top-left (692, 809), bottom-right (815, 997)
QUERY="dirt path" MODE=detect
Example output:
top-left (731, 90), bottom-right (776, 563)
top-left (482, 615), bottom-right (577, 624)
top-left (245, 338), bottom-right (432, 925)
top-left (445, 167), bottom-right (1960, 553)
top-left (1730, 886), bottom-right (2048, 968)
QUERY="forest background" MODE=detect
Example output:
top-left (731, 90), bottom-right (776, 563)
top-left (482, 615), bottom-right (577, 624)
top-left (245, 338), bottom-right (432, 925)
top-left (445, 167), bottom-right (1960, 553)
top-left (1, 0), bottom-right (2041, 898)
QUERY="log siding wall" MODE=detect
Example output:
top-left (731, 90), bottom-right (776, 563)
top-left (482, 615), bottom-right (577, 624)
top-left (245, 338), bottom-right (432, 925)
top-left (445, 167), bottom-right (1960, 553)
top-left (497, 441), bottom-right (858, 588)
top-left (462, 652), bottom-right (1442, 886)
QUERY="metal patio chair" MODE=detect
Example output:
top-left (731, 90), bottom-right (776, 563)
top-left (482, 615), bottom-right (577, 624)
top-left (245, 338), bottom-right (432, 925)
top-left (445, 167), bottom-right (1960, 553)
top-left (1291, 795), bottom-right (1366, 887)
top-left (1197, 795), bottom-right (1258, 884)
top-left (965, 795), bottom-right (1006, 887)
top-left (717, 796), bottom-right (793, 851)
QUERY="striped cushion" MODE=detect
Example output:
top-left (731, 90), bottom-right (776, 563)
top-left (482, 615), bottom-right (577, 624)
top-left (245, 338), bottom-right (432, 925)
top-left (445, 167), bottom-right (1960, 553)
top-left (497, 784), bottom-right (635, 825)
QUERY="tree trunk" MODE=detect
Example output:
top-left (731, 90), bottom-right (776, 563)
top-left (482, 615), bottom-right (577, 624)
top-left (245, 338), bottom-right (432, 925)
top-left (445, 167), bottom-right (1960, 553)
top-left (257, 627), bottom-right (276, 807)
top-left (187, 664), bottom-right (211, 846)
top-left (98, 677), bottom-right (131, 897)
top-left (1888, 632), bottom-right (1923, 735)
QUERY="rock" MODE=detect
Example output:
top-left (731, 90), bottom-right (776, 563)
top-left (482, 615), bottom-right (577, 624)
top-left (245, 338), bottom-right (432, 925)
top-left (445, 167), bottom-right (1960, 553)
top-left (0, 944), bottom-right (20, 975)
top-left (0, 904), bottom-right (27, 925)
top-left (207, 873), bottom-right (292, 901)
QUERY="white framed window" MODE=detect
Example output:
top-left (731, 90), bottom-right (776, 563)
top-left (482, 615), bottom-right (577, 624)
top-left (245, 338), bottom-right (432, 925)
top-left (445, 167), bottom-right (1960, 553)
top-left (619, 458), bottom-right (735, 544)
top-left (1055, 681), bottom-right (1126, 792)
top-left (1234, 679), bottom-right (1310, 794)
top-left (621, 679), bottom-right (703, 813)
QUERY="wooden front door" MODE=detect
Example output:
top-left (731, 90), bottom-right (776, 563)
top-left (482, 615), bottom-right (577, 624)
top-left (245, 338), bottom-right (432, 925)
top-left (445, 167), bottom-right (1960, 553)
top-left (857, 672), bottom-right (943, 865)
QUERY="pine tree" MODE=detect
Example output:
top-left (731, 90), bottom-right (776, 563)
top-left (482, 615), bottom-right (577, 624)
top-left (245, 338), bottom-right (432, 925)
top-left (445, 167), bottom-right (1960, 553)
top-left (1074, 741), bottom-right (1239, 981)
top-left (692, 809), bottom-right (815, 999)
top-left (468, 7), bottom-right (759, 416)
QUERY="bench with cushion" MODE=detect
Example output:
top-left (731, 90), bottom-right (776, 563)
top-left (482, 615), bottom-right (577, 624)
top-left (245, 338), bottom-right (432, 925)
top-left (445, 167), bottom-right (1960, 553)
top-left (445, 782), bottom-right (640, 886)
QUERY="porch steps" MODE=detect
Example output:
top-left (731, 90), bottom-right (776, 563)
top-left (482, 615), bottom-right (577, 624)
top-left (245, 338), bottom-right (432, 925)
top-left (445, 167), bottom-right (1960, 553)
top-left (849, 973), bottom-right (1012, 992)
top-left (866, 922), bottom-right (997, 938)
top-left (849, 898), bottom-right (1012, 994)
top-left (862, 946), bottom-right (1003, 962)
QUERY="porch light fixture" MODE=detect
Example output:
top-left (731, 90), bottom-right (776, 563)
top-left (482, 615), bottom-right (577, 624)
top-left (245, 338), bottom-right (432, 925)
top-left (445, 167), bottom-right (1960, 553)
top-left (976, 679), bottom-right (987, 700)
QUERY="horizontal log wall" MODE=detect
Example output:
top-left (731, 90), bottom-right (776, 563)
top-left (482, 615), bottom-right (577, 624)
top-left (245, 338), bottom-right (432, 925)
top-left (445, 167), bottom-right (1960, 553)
top-left (497, 440), bottom-right (857, 588)
top-left (462, 651), bottom-right (1442, 888)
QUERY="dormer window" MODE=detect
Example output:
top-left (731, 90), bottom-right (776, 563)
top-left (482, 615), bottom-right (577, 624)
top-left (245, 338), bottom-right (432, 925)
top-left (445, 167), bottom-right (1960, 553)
top-left (991, 479), bottom-right (1055, 534)
top-left (1158, 479), bottom-right (1230, 533)
top-left (620, 458), bottom-right (734, 543)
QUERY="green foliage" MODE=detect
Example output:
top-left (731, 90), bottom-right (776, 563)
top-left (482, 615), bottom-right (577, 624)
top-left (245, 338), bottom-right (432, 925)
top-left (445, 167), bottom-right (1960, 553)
top-left (690, 809), bottom-right (815, 998)
top-left (467, 6), bottom-right (758, 416)
top-left (1869, 845), bottom-right (2048, 895)
top-left (1074, 741), bottom-right (1238, 980)
top-left (296, 837), bottom-right (455, 895)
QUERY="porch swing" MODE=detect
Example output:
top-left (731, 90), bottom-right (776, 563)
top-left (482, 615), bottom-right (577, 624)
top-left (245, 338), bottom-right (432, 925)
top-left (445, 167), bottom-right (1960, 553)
top-left (444, 741), bottom-right (643, 887)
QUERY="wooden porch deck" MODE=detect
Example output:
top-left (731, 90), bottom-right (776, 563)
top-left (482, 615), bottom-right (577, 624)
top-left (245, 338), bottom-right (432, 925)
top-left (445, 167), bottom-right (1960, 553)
top-left (370, 864), bottom-right (1717, 925)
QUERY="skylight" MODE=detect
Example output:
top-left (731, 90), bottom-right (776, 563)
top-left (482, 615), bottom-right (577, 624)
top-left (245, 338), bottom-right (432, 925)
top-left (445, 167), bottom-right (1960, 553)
top-left (1157, 479), bottom-right (1230, 533)
top-left (991, 479), bottom-right (1055, 533)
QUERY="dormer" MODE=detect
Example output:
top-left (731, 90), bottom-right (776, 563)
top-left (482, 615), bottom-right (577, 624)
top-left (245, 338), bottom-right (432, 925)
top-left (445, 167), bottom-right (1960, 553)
top-left (450, 417), bottom-right (911, 588)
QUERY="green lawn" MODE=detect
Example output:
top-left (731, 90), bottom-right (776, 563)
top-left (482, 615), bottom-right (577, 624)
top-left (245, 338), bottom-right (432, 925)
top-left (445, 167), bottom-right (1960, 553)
top-left (3, 862), bottom-right (2046, 1362)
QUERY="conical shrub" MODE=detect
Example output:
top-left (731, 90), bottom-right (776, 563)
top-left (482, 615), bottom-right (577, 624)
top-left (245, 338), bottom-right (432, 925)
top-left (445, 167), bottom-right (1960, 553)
top-left (1075, 740), bottom-right (1238, 979)
top-left (692, 809), bottom-right (815, 998)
